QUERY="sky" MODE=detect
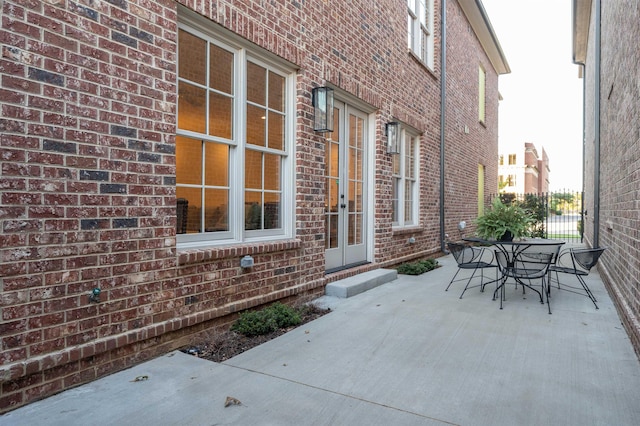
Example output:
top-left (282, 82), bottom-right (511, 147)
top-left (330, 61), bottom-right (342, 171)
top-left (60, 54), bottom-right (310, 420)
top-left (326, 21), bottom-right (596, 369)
top-left (480, 0), bottom-right (584, 192)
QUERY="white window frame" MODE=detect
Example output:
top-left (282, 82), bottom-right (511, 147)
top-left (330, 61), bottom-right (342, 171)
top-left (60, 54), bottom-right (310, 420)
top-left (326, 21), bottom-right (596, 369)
top-left (407, 0), bottom-right (434, 69)
top-left (478, 65), bottom-right (486, 124)
top-left (177, 11), bottom-right (295, 249)
top-left (392, 127), bottom-right (419, 228)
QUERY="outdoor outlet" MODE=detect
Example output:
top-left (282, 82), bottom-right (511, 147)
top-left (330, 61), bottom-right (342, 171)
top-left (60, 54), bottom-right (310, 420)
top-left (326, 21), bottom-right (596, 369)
top-left (408, 237), bottom-right (416, 244)
top-left (240, 255), bottom-right (254, 269)
top-left (88, 287), bottom-right (101, 304)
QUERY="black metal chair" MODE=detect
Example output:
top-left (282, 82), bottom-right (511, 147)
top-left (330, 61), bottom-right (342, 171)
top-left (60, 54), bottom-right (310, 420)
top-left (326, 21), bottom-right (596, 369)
top-left (549, 247), bottom-right (606, 309)
top-left (446, 242), bottom-right (498, 299)
top-left (494, 250), bottom-right (555, 313)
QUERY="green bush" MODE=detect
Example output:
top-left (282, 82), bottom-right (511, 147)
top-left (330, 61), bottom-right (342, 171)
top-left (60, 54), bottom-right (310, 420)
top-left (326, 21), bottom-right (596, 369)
top-left (231, 302), bottom-right (302, 337)
top-left (397, 258), bottom-right (438, 275)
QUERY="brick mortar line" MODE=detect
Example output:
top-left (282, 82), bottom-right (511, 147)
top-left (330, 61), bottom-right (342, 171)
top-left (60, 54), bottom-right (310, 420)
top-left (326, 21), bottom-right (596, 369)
top-left (0, 277), bottom-right (326, 383)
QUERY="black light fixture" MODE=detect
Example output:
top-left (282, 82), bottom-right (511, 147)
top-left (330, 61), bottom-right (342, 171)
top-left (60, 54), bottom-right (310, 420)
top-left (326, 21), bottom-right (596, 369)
top-left (312, 86), bottom-right (334, 132)
top-left (385, 122), bottom-right (400, 154)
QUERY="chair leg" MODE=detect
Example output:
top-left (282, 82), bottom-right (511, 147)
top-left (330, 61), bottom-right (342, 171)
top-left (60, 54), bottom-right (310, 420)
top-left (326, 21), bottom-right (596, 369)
top-left (544, 276), bottom-right (551, 314)
top-left (577, 275), bottom-right (599, 309)
top-left (459, 267), bottom-right (480, 299)
top-left (445, 268), bottom-right (462, 291)
top-left (493, 275), bottom-right (508, 309)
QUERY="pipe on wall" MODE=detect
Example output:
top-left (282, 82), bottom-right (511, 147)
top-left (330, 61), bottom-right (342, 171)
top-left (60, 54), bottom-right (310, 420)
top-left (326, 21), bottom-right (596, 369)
top-left (439, 0), bottom-right (447, 253)
top-left (593, 0), bottom-right (601, 247)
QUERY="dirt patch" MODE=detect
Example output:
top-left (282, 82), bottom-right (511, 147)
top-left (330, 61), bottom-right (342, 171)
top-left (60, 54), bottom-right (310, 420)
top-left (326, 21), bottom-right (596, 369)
top-left (181, 305), bottom-right (331, 363)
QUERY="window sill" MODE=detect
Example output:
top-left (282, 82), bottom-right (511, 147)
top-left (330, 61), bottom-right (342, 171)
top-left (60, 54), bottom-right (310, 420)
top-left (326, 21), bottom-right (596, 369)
top-left (392, 225), bottom-right (424, 236)
top-left (177, 238), bottom-right (301, 266)
top-left (407, 50), bottom-right (436, 78)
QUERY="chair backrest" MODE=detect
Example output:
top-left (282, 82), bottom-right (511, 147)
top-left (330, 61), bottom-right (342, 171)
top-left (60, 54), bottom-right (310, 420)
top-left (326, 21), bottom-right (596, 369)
top-left (493, 250), bottom-right (510, 272)
top-left (571, 247), bottom-right (606, 272)
top-left (447, 242), bottom-right (480, 265)
top-left (514, 251), bottom-right (555, 279)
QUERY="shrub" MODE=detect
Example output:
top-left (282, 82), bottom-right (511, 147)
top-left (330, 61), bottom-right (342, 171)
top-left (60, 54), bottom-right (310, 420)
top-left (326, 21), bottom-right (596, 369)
top-left (397, 258), bottom-right (439, 275)
top-left (231, 302), bottom-right (302, 337)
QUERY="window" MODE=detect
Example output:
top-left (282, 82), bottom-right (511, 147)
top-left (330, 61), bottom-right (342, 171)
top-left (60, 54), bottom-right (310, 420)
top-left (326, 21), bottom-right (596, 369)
top-left (407, 0), bottom-right (434, 68)
top-left (508, 154), bottom-right (516, 165)
top-left (506, 175), bottom-right (516, 186)
top-left (392, 128), bottom-right (419, 226)
top-left (176, 20), bottom-right (293, 247)
top-left (499, 155), bottom-right (504, 165)
top-left (478, 65), bottom-right (486, 123)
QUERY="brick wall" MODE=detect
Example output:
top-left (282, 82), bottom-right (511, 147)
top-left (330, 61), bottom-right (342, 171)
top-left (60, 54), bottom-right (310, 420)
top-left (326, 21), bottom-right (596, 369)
top-left (582, 0), bottom-right (640, 357)
top-left (442, 1), bottom-right (500, 241)
top-left (0, 0), bottom-right (502, 412)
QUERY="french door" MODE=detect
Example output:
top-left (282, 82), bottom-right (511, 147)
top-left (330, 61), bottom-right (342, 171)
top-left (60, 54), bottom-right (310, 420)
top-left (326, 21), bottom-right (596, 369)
top-left (324, 101), bottom-right (368, 271)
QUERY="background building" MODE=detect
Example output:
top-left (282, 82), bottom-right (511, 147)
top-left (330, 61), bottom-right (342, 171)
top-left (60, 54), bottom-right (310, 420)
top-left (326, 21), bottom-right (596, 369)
top-left (499, 142), bottom-right (550, 194)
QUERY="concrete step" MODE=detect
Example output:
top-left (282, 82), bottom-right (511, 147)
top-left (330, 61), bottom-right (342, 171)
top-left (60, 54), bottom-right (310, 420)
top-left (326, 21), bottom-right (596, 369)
top-left (325, 268), bottom-right (398, 298)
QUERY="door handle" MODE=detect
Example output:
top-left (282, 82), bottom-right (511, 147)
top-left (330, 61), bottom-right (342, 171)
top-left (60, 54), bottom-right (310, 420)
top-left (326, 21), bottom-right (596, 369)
top-left (340, 204), bottom-right (346, 209)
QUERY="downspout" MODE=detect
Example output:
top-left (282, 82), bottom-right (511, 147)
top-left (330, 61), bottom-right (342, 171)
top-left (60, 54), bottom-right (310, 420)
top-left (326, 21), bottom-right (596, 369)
top-left (581, 72), bottom-right (586, 243)
top-left (572, 0), bottom-right (601, 247)
top-left (439, 0), bottom-right (447, 252)
top-left (593, 0), bottom-right (601, 247)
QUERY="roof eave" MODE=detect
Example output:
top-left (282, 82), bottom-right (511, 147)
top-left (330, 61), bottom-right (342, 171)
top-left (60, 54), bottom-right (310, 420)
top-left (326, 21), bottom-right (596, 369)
top-left (458, 0), bottom-right (511, 75)
top-left (572, 0), bottom-right (592, 65)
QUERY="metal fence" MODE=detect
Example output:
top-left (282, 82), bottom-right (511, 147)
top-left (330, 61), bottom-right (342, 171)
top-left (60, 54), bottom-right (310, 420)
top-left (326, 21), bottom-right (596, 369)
top-left (487, 190), bottom-right (584, 243)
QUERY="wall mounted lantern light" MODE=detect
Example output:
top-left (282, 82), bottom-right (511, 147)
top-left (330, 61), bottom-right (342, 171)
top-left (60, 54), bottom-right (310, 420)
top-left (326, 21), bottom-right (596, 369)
top-left (312, 86), bottom-right (334, 132)
top-left (385, 122), bottom-right (400, 154)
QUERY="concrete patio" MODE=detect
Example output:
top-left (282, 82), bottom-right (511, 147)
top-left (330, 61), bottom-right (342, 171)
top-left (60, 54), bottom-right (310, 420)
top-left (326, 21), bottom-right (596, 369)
top-left (4, 249), bottom-right (640, 425)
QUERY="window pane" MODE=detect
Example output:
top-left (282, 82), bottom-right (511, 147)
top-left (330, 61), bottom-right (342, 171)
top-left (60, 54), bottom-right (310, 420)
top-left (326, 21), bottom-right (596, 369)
top-left (204, 142), bottom-right (229, 186)
top-left (405, 181), bottom-right (413, 222)
top-left (268, 71), bottom-right (284, 112)
top-left (178, 82), bottom-right (206, 133)
top-left (179, 30), bottom-right (206, 85)
top-left (209, 91), bottom-right (233, 139)
top-left (264, 153), bottom-right (280, 191)
top-left (247, 104), bottom-right (266, 146)
top-left (479, 66), bottom-right (486, 122)
top-left (176, 135), bottom-right (202, 185)
top-left (405, 138), bottom-right (415, 178)
top-left (204, 189), bottom-right (228, 232)
top-left (247, 62), bottom-right (266, 105)
top-left (349, 213), bottom-right (362, 245)
top-left (176, 186), bottom-right (202, 234)
top-left (392, 154), bottom-right (400, 175)
top-left (392, 177), bottom-right (399, 222)
top-left (245, 149), bottom-right (262, 190)
top-left (244, 197), bottom-right (262, 230)
top-left (417, 0), bottom-right (426, 26)
top-left (325, 214), bottom-right (338, 249)
top-left (407, 15), bottom-right (413, 49)
top-left (264, 192), bottom-right (280, 229)
top-left (209, 44), bottom-right (233, 94)
top-left (268, 111), bottom-right (284, 151)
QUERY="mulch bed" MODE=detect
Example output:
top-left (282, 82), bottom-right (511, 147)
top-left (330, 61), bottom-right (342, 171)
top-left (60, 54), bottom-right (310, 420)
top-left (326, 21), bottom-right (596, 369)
top-left (181, 305), bottom-right (331, 363)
